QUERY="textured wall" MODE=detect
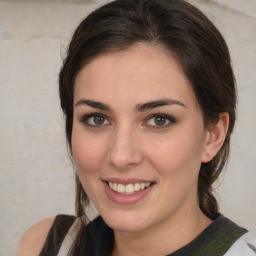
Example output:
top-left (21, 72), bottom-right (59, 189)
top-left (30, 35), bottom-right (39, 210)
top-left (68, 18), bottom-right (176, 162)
top-left (0, 0), bottom-right (255, 255)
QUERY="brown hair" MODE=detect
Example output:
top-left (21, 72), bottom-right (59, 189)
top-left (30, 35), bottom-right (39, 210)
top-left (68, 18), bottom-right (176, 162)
top-left (59, 0), bottom-right (236, 254)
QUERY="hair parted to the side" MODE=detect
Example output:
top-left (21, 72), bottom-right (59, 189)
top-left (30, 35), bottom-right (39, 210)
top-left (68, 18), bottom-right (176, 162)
top-left (59, 0), bottom-right (236, 254)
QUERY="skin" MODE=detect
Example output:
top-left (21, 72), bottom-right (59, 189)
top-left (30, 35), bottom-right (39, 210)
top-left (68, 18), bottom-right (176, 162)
top-left (17, 43), bottom-right (229, 256)
top-left (72, 43), bottom-right (229, 255)
top-left (17, 217), bottom-right (54, 256)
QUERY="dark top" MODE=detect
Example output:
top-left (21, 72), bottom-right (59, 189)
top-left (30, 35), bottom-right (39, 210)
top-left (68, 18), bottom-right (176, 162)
top-left (40, 214), bottom-right (248, 256)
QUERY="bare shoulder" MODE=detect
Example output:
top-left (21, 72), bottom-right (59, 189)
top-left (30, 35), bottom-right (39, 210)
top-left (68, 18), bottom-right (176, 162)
top-left (17, 217), bottom-right (55, 256)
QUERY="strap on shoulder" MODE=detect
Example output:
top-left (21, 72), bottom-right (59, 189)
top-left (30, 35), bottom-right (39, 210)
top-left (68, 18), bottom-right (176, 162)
top-left (224, 231), bottom-right (256, 256)
top-left (39, 214), bottom-right (76, 256)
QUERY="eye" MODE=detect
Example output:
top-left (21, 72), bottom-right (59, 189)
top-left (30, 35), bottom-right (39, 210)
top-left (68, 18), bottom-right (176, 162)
top-left (145, 114), bottom-right (176, 128)
top-left (80, 113), bottom-right (110, 127)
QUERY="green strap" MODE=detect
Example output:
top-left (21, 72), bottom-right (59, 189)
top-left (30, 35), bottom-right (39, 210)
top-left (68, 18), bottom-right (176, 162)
top-left (168, 215), bottom-right (248, 256)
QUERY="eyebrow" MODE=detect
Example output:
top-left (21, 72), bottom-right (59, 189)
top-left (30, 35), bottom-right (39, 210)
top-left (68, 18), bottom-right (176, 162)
top-left (135, 98), bottom-right (186, 111)
top-left (74, 99), bottom-right (112, 112)
top-left (74, 98), bottom-right (186, 112)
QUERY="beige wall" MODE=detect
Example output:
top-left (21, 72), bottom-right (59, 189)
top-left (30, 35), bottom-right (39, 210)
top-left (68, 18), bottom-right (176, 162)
top-left (0, 0), bottom-right (255, 255)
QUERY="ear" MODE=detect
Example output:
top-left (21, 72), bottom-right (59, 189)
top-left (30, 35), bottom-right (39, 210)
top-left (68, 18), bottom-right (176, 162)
top-left (201, 112), bottom-right (229, 163)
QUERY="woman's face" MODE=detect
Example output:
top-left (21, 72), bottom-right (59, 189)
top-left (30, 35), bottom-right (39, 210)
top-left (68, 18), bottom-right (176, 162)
top-left (72, 44), bottom-right (210, 233)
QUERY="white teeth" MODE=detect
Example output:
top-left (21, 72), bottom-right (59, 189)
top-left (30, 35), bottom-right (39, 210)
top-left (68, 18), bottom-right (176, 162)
top-left (113, 183), bottom-right (118, 191)
top-left (117, 184), bottom-right (126, 193)
top-left (108, 182), bottom-right (151, 194)
top-left (126, 184), bottom-right (134, 194)
top-left (134, 183), bottom-right (141, 192)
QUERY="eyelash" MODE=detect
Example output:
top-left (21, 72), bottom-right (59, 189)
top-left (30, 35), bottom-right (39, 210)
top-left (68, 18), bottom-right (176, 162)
top-left (144, 113), bottom-right (176, 128)
top-left (80, 112), bottom-right (176, 129)
top-left (80, 113), bottom-right (110, 128)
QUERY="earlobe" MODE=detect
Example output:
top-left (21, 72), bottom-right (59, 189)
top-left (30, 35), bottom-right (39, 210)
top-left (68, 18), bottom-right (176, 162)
top-left (201, 112), bottom-right (229, 163)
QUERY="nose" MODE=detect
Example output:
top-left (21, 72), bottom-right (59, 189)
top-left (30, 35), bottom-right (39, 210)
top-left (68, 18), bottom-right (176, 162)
top-left (107, 127), bottom-right (143, 170)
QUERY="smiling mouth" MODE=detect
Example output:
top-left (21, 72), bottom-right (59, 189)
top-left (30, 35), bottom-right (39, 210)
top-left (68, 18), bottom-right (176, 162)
top-left (107, 181), bottom-right (153, 195)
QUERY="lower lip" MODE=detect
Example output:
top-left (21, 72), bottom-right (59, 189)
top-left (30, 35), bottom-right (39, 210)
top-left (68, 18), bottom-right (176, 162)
top-left (103, 182), bottom-right (155, 205)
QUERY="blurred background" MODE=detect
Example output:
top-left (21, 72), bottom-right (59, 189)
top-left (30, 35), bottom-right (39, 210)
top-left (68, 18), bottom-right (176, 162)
top-left (0, 0), bottom-right (255, 255)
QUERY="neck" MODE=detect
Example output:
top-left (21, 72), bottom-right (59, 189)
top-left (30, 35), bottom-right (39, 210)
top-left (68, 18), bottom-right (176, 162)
top-left (112, 207), bottom-right (212, 256)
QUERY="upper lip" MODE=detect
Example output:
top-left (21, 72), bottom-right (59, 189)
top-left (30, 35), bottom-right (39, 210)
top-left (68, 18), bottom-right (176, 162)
top-left (102, 177), bottom-right (155, 185)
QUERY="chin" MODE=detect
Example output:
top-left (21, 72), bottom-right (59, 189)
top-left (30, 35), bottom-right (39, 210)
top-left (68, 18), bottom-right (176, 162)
top-left (102, 211), bottom-right (150, 233)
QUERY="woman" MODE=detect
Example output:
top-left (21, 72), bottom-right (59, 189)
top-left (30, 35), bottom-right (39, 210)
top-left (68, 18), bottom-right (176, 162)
top-left (18, 0), bottom-right (256, 255)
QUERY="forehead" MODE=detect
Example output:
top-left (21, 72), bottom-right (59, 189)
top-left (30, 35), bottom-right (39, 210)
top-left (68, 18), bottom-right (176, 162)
top-left (74, 43), bottom-right (198, 109)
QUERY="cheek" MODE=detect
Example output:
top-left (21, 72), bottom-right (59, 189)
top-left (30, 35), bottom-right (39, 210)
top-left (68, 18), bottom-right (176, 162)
top-left (71, 132), bottom-right (107, 175)
top-left (71, 133), bottom-right (108, 204)
top-left (147, 131), bottom-right (204, 177)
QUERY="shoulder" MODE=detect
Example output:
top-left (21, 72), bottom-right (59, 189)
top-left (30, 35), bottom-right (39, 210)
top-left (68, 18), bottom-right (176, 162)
top-left (224, 230), bottom-right (256, 256)
top-left (17, 217), bottom-right (55, 256)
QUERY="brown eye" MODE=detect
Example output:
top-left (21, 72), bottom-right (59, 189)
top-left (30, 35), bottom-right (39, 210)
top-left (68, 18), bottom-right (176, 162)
top-left (93, 116), bottom-right (105, 125)
top-left (154, 116), bottom-right (167, 126)
top-left (145, 114), bottom-right (176, 128)
top-left (81, 113), bottom-right (110, 127)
